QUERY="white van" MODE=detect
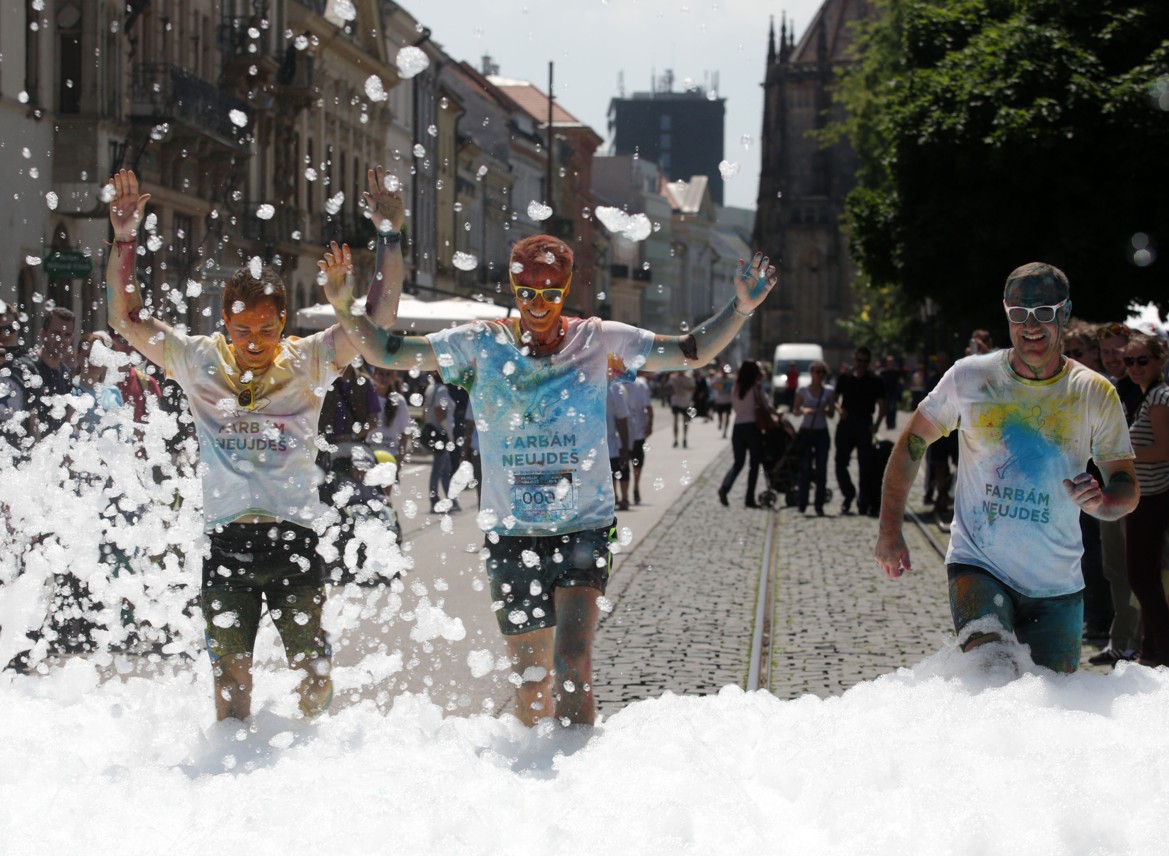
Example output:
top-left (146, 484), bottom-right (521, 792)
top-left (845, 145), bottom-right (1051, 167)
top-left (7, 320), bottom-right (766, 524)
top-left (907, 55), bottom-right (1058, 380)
top-left (771, 343), bottom-right (825, 407)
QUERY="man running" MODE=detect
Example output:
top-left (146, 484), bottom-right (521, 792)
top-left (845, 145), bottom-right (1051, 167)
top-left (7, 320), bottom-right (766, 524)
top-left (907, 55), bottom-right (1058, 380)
top-left (874, 262), bottom-right (1138, 672)
top-left (104, 166), bottom-right (404, 720)
top-left (320, 232), bottom-right (777, 726)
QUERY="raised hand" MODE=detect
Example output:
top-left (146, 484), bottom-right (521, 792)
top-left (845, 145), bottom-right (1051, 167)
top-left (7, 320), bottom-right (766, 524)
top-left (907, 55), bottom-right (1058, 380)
top-left (363, 165), bottom-right (405, 235)
top-left (317, 241), bottom-right (356, 310)
top-left (733, 253), bottom-right (778, 314)
top-left (108, 169), bottom-right (151, 241)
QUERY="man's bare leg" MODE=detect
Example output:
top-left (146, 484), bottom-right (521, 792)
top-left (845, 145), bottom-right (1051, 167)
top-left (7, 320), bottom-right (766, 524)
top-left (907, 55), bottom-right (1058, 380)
top-left (295, 656), bottom-right (333, 718)
top-left (214, 654), bottom-right (253, 721)
top-left (553, 586), bottom-right (601, 726)
top-left (505, 627), bottom-right (554, 725)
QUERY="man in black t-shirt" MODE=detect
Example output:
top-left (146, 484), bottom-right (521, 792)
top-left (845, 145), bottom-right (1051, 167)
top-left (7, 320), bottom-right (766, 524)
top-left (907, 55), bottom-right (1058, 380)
top-left (835, 346), bottom-right (886, 515)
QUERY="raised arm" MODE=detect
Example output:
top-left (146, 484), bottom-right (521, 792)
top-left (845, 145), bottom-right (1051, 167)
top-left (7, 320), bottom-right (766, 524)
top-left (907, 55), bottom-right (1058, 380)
top-left (362, 165), bottom-right (406, 329)
top-left (642, 252), bottom-right (777, 373)
top-left (874, 410), bottom-right (944, 579)
top-left (104, 169), bottom-right (170, 367)
top-left (319, 242), bottom-right (437, 373)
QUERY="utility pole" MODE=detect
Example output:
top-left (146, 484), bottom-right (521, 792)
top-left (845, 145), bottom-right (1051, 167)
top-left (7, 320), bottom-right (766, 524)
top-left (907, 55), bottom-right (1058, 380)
top-left (546, 61), bottom-right (554, 207)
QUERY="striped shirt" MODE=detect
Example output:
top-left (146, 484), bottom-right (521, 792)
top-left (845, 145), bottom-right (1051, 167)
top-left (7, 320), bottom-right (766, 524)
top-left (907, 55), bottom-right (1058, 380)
top-left (1131, 384), bottom-right (1169, 495)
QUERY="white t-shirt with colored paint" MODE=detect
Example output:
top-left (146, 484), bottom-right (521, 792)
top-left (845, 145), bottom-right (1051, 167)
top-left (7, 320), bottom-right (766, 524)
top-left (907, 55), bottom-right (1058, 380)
top-left (919, 351), bottom-right (1133, 597)
top-left (428, 317), bottom-right (654, 536)
top-left (164, 329), bottom-right (341, 530)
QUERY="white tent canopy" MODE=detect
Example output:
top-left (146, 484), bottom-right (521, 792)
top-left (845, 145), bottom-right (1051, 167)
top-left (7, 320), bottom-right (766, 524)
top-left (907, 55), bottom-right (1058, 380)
top-left (296, 294), bottom-right (513, 334)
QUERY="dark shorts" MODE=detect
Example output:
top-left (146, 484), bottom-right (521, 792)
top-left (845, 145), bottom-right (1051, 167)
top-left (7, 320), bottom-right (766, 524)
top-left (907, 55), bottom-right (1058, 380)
top-left (484, 523), bottom-right (617, 635)
top-left (609, 455), bottom-right (630, 481)
top-left (947, 564), bottom-right (1083, 672)
top-left (630, 439), bottom-right (646, 469)
top-left (671, 405), bottom-right (691, 418)
top-left (202, 522), bottom-right (331, 664)
top-left (714, 403), bottom-right (732, 415)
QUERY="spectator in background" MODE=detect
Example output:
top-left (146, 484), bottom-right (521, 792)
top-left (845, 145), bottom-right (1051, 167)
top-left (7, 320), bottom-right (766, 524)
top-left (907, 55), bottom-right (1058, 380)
top-left (626, 372), bottom-right (654, 504)
top-left (879, 355), bottom-right (902, 430)
top-left (421, 373), bottom-right (457, 513)
top-left (834, 346), bottom-right (885, 516)
top-left (70, 332), bottom-right (124, 434)
top-left (712, 364), bottom-right (734, 437)
top-left (1061, 321), bottom-right (1112, 647)
top-left (1089, 322), bottom-right (1144, 667)
top-left (794, 360), bottom-right (835, 516)
top-left (668, 369), bottom-right (695, 448)
top-left (718, 360), bottom-right (770, 509)
top-left (783, 361), bottom-right (799, 409)
top-left (0, 301), bottom-right (27, 445)
top-left (1121, 332), bottom-right (1169, 667)
top-left (968, 328), bottom-right (995, 355)
top-left (367, 366), bottom-right (412, 465)
top-left (693, 368), bottom-right (711, 421)
top-left (924, 350), bottom-right (957, 519)
top-left (1063, 323), bottom-right (1102, 373)
top-left (14, 306), bottom-right (75, 441)
top-left (1098, 323), bottom-right (1143, 419)
top-left (0, 300), bottom-right (25, 365)
top-left (909, 361), bottom-right (926, 411)
top-left (606, 380), bottom-right (632, 512)
top-left (110, 331), bottom-right (162, 425)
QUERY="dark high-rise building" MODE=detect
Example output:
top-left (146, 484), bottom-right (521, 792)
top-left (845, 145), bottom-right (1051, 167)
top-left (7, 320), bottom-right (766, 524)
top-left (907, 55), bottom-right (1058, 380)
top-left (608, 76), bottom-right (726, 205)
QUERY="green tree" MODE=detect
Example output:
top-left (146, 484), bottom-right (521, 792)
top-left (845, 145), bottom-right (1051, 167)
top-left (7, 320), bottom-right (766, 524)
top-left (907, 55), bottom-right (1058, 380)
top-left (835, 0), bottom-right (1169, 333)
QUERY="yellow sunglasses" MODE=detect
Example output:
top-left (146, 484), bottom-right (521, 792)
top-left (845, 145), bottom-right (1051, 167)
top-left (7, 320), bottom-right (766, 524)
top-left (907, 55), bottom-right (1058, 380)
top-left (508, 271), bottom-right (571, 305)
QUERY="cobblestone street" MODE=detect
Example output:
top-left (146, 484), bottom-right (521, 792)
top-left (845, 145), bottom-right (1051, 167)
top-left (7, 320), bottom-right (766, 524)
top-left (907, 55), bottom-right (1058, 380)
top-left (594, 432), bottom-right (953, 716)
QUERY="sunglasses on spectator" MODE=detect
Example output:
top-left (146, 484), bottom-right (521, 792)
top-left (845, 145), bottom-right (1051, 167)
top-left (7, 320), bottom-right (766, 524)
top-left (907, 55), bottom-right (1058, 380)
top-left (509, 271), bottom-right (571, 305)
top-left (1002, 300), bottom-right (1067, 325)
top-left (1064, 348), bottom-right (1084, 358)
top-left (1124, 355), bottom-right (1153, 367)
top-left (1096, 323), bottom-right (1130, 338)
top-left (811, 368), bottom-right (826, 373)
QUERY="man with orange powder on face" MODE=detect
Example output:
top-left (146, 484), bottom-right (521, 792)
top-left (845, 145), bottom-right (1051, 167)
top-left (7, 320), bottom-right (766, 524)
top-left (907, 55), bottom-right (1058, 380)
top-left (320, 231), bottom-right (778, 727)
top-left (103, 167), bottom-right (404, 721)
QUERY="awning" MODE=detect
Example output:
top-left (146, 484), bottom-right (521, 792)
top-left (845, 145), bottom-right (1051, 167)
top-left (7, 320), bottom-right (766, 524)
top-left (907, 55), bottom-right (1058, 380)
top-left (296, 294), bottom-right (514, 333)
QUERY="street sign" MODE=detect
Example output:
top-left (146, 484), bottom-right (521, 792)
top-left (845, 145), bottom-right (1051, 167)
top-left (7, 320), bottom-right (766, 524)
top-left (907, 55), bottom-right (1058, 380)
top-left (42, 250), bottom-right (93, 279)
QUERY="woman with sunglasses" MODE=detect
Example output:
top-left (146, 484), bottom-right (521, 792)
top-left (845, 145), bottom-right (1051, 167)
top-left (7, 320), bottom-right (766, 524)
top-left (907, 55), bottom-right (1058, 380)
top-left (1121, 332), bottom-right (1169, 667)
top-left (322, 230), bottom-right (778, 727)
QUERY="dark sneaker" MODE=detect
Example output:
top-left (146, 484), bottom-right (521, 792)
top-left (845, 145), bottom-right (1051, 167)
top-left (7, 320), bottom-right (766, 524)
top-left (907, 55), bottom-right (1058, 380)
top-left (718, 488), bottom-right (729, 507)
top-left (1087, 648), bottom-right (1136, 667)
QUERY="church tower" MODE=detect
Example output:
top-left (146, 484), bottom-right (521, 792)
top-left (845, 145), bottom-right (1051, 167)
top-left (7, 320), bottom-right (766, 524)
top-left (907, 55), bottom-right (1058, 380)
top-left (752, 1), bottom-right (872, 369)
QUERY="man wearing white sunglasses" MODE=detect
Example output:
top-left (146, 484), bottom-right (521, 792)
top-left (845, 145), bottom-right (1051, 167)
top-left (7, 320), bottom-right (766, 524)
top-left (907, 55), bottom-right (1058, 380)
top-left (875, 262), bottom-right (1139, 673)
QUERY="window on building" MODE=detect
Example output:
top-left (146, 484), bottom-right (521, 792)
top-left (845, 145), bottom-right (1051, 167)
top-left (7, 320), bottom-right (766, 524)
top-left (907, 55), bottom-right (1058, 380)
top-left (306, 138), bottom-right (315, 213)
top-left (173, 214), bottom-right (192, 284)
top-left (660, 133), bottom-right (671, 151)
top-left (58, 30), bottom-right (82, 114)
top-left (660, 114), bottom-right (671, 131)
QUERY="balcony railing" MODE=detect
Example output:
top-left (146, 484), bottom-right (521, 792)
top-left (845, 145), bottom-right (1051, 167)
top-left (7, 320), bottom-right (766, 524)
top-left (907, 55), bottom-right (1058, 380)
top-left (130, 64), bottom-right (251, 148)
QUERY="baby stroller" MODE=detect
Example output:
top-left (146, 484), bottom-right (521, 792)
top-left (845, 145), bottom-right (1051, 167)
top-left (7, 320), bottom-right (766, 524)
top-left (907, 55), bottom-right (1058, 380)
top-left (757, 427), bottom-right (833, 509)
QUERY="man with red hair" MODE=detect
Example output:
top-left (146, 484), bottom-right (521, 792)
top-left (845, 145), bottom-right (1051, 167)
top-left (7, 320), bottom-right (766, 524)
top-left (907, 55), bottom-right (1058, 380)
top-left (322, 228), bottom-right (777, 727)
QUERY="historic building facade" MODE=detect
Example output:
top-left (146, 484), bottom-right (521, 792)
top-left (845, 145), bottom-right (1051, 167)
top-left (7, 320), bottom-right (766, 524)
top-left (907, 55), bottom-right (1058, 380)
top-left (752, 0), bottom-right (872, 369)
